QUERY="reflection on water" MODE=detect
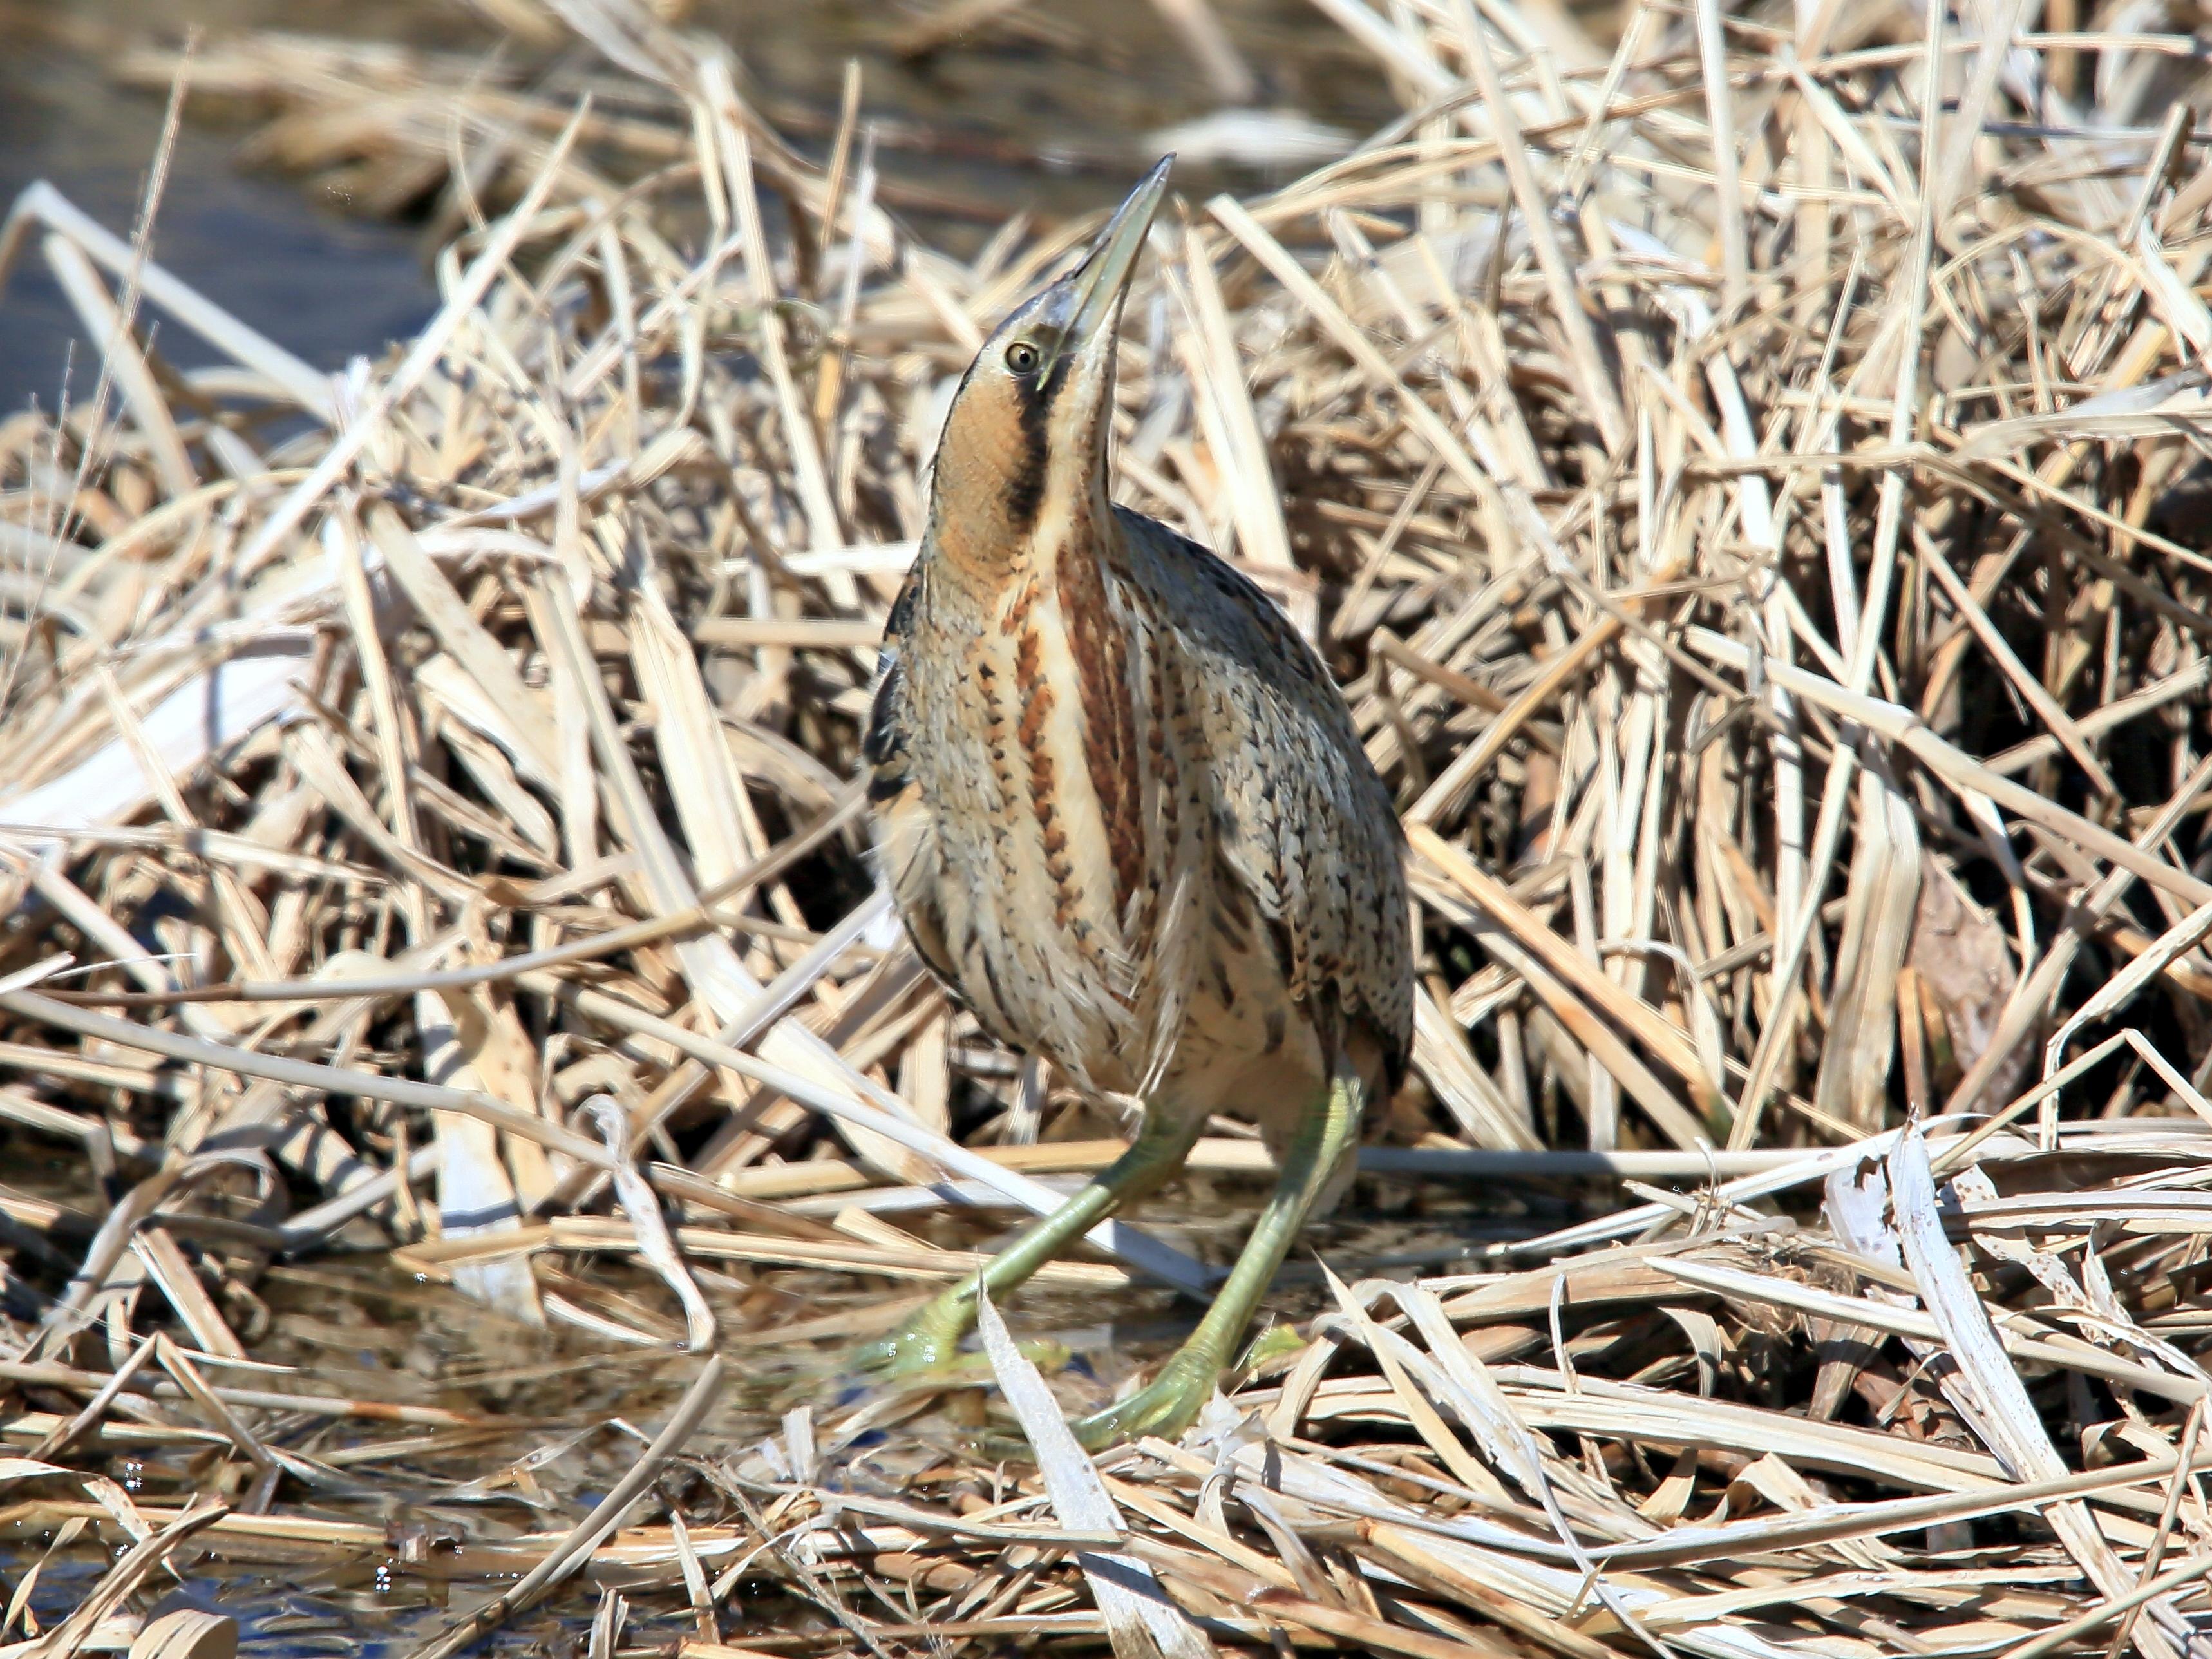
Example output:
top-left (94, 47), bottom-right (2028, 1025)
top-left (0, 18), bottom-right (439, 417)
top-left (3, 1254), bottom-right (810, 1653)
top-left (0, 1162), bottom-right (1578, 1652)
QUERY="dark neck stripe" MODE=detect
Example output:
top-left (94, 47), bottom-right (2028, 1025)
top-left (1004, 365), bottom-right (1058, 534)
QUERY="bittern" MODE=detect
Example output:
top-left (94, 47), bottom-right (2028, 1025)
top-left (861, 157), bottom-right (1412, 1448)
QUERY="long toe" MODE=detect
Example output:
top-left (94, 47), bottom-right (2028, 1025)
top-left (851, 1298), bottom-right (975, 1378)
top-left (1068, 1356), bottom-right (1220, 1450)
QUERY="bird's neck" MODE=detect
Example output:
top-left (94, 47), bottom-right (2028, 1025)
top-left (925, 453), bottom-right (1115, 598)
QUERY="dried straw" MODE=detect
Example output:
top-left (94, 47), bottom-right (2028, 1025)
top-left (5, 0), bottom-right (2212, 1653)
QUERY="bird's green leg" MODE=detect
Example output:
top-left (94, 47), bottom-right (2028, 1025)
top-left (1070, 1066), bottom-right (1363, 1450)
top-left (855, 1108), bottom-right (1204, 1375)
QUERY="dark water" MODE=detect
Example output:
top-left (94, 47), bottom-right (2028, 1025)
top-left (0, 0), bottom-right (1406, 418)
top-left (0, 13), bottom-right (442, 418)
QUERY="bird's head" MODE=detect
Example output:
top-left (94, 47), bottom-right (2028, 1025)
top-left (925, 156), bottom-right (1171, 578)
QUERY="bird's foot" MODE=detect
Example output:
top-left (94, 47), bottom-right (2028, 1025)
top-left (1068, 1353), bottom-right (1220, 1450)
top-left (851, 1296), bottom-right (1070, 1392)
top-left (849, 1294), bottom-right (975, 1378)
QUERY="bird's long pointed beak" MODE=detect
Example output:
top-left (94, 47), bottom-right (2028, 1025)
top-left (1049, 155), bottom-right (1172, 376)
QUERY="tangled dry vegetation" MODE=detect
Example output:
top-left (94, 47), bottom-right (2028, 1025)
top-left (5, 0), bottom-right (2212, 1654)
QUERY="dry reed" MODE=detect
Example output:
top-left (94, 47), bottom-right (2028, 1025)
top-left (5, 0), bottom-right (2212, 1654)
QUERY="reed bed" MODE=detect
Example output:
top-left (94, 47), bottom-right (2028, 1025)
top-left (4, 0), bottom-right (2212, 1653)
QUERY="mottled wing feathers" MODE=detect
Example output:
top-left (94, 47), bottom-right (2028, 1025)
top-left (1117, 507), bottom-right (1415, 1086)
top-left (864, 574), bottom-right (920, 799)
top-left (865, 571), bottom-right (965, 1001)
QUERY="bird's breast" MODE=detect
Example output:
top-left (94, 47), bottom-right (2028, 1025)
top-left (888, 545), bottom-right (1175, 1088)
top-left (976, 558), bottom-right (1149, 946)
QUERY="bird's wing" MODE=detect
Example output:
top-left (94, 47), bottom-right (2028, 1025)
top-left (1127, 511), bottom-right (1414, 1082)
top-left (863, 572), bottom-right (920, 797)
top-left (864, 571), bottom-right (962, 996)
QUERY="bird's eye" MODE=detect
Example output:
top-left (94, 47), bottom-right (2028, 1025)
top-left (1005, 341), bottom-right (1040, 374)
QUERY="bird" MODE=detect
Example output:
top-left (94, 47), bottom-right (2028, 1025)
top-left (859, 156), bottom-right (1413, 1448)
